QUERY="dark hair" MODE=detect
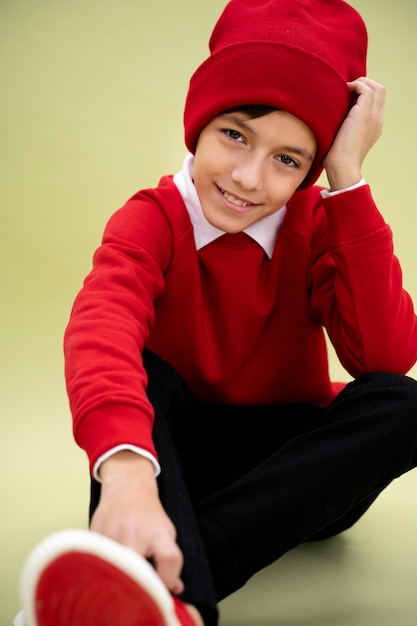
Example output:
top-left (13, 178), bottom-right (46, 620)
top-left (220, 104), bottom-right (278, 119)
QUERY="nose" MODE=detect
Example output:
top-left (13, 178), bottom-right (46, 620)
top-left (231, 153), bottom-right (264, 191)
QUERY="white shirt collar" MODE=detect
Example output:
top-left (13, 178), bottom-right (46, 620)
top-left (173, 153), bottom-right (286, 259)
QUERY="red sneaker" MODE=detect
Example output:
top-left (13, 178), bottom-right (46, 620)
top-left (19, 529), bottom-right (196, 626)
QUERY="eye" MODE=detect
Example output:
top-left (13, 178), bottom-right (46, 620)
top-left (223, 128), bottom-right (244, 142)
top-left (276, 155), bottom-right (299, 168)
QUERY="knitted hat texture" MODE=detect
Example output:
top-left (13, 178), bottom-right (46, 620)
top-left (183, 0), bottom-right (368, 188)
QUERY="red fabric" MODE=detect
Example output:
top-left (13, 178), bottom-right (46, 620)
top-left (35, 552), bottom-right (166, 626)
top-left (184, 0), bottom-right (368, 188)
top-left (172, 597), bottom-right (197, 626)
top-left (64, 177), bottom-right (417, 473)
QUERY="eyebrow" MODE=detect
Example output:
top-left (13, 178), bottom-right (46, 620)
top-left (279, 145), bottom-right (315, 162)
top-left (222, 113), bottom-right (255, 133)
top-left (220, 112), bottom-right (315, 163)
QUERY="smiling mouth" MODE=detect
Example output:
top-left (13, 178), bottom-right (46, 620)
top-left (220, 188), bottom-right (256, 208)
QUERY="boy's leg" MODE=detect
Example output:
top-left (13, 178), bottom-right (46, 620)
top-left (145, 351), bottom-right (219, 626)
top-left (133, 353), bottom-right (327, 623)
top-left (90, 366), bottom-right (417, 612)
top-left (194, 372), bottom-right (417, 600)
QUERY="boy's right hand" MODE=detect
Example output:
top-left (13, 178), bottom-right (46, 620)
top-left (90, 450), bottom-right (185, 596)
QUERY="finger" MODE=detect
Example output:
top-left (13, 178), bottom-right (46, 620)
top-left (150, 538), bottom-right (185, 593)
top-left (347, 78), bottom-right (385, 132)
top-left (348, 77), bottom-right (385, 109)
top-left (348, 76), bottom-right (385, 92)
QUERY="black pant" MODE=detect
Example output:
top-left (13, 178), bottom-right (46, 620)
top-left (90, 351), bottom-right (417, 626)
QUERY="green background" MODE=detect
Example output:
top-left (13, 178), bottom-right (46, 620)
top-left (2, 1), bottom-right (417, 624)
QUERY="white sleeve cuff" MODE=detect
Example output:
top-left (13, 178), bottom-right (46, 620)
top-left (93, 445), bottom-right (161, 482)
top-left (320, 178), bottom-right (366, 198)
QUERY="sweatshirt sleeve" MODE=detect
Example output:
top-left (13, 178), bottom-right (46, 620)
top-left (309, 184), bottom-right (417, 377)
top-left (64, 192), bottom-right (174, 475)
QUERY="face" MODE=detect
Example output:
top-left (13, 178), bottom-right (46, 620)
top-left (193, 109), bottom-right (317, 233)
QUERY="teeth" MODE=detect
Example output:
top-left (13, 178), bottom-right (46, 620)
top-left (222, 190), bottom-right (250, 207)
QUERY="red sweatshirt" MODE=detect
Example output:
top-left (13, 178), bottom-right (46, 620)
top-left (64, 176), bottom-right (417, 472)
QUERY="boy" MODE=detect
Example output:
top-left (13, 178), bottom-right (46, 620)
top-left (16, 0), bottom-right (417, 625)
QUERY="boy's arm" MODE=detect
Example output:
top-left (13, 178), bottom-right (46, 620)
top-left (313, 77), bottom-right (417, 375)
top-left (91, 450), bottom-right (185, 595)
top-left (65, 196), bottom-right (187, 592)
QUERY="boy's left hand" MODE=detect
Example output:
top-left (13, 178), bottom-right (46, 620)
top-left (323, 77), bottom-right (385, 191)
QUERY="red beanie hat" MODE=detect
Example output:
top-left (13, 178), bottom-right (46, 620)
top-left (183, 0), bottom-right (368, 189)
